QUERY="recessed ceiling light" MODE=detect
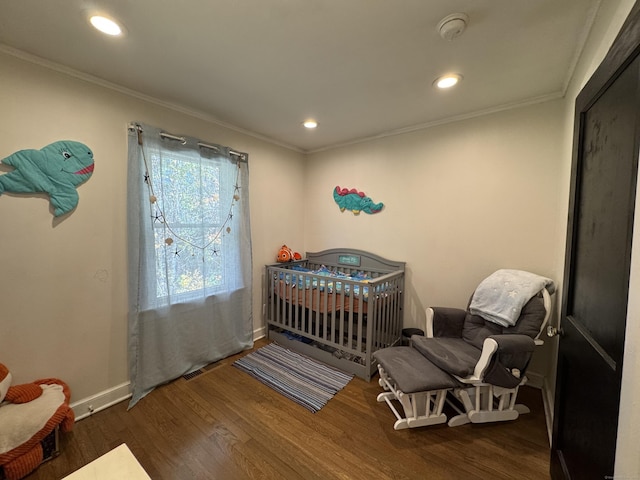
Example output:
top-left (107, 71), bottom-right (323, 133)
top-left (303, 120), bottom-right (318, 129)
top-left (89, 15), bottom-right (124, 36)
top-left (434, 74), bottom-right (463, 89)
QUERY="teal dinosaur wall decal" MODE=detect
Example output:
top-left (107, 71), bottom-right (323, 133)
top-left (333, 186), bottom-right (383, 215)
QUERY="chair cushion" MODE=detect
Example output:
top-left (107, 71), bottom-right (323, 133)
top-left (462, 292), bottom-right (546, 349)
top-left (506, 292), bottom-right (546, 338)
top-left (374, 347), bottom-right (460, 393)
top-left (461, 312), bottom-right (502, 349)
top-left (411, 336), bottom-right (481, 378)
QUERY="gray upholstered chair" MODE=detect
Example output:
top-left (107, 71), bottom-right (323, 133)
top-left (375, 270), bottom-right (553, 429)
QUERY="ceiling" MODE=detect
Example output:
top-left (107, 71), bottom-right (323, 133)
top-left (0, 0), bottom-right (600, 152)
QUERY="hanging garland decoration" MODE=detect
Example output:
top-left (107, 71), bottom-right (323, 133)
top-left (132, 124), bottom-right (242, 258)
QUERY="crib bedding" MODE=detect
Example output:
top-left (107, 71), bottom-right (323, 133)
top-left (274, 281), bottom-right (367, 313)
top-left (265, 248), bottom-right (405, 381)
top-left (278, 265), bottom-right (372, 294)
top-left (273, 266), bottom-right (372, 313)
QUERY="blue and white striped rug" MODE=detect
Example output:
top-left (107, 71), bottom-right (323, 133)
top-left (233, 342), bottom-right (353, 413)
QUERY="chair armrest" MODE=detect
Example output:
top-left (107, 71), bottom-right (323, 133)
top-left (474, 334), bottom-right (536, 388)
top-left (426, 307), bottom-right (466, 338)
top-left (534, 287), bottom-right (552, 345)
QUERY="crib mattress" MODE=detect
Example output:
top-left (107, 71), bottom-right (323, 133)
top-left (274, 280), bottom-right (368, 313)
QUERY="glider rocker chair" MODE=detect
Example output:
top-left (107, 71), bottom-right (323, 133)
top-left (375, 269), bottom-right (554, 430)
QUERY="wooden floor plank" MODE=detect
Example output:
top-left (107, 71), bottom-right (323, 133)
top-left (25, 339), bottom-right (551, 479)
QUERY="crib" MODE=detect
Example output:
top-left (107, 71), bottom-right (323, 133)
top-left (264, 248), bottom-right (405, 380)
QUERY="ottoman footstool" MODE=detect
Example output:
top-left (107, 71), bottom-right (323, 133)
top-left (374, 346), bottom-right (461, 430)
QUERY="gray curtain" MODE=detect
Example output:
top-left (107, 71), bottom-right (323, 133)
top-left (127, 122), bottom-right (253, 407)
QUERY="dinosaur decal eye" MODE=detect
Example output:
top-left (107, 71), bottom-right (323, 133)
top-left (62, 151), bottom-right (72, 159)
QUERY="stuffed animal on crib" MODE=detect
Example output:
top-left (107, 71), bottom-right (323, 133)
top-left (0, 363), bottom-right (75, 480)
top-left (276, 244), bottom-right (302, 263)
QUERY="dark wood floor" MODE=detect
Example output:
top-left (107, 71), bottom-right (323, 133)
top-left (28, 339), bottom-right (551, 479)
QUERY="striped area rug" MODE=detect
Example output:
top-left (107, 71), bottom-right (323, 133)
top-left (233, 343), bottom-right (353, 413)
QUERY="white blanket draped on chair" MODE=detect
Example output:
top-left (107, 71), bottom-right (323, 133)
top-left (469, 269), bottom-right (555, 327)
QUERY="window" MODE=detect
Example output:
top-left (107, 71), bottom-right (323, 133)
top-left (150, 151), bottom-right (227, 301)
top-left (127, 122), bottom-right (253, 407)
top-left (127, 123), bottom-right (250, 310)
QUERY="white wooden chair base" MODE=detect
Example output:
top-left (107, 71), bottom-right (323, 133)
top-left (446, 384), bottom-right (529, 427)
top-left (377, 365), bottom-right (450, 430)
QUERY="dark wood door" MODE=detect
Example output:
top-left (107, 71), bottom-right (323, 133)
top-left (551, 4), bottom-right (640, 479)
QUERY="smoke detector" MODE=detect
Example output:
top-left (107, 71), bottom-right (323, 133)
top-left (437, 13), bottom-right (469, 41)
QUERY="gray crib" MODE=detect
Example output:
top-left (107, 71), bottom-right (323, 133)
top-left (264, 248), bottom-right (405, 381)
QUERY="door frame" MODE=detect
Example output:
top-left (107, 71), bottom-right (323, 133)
top-left (551, 2), bottom-right (640, 478)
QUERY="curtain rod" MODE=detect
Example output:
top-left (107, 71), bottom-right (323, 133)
top-left (158, 129), bottom-right (247, 160)
top-left (197, 141), bottom-right (220, 152)
top-left (160, 131), bottom-right (186, 144)
top-left (128, 124), bottom-right (247, 161)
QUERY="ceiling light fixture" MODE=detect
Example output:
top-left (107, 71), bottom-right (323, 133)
top-left (303, 120), bottom-right (318, 129)
top-left (89, 15), bottom-right (124, 36)
top-left (434, 74), bottom-right (462, 89)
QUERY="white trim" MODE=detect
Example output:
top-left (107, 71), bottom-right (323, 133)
top-left (0, 43), bottom-right (567, 156)
top-left (522, 370), bottom-right (554, 445)
top-left (542, 376), bottom-right (555, 446)
top-left (525, 370), bottom-right (544, 389)
top-left (71, 326), bottom-right (263, 422)
top-left (69, 326), bottom-right (264, 422)
top-left (0, 45), bottom-right (303, 154)
top-left (560, 0), bottom-right (603, 96)
top-left (71, 382), bottom-right (131, 421)
top-left (253, 325), bottom-right (266, 341)
top-left (307, 91), bottom-right (564, 154)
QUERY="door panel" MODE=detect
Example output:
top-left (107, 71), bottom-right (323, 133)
top-left (568, 58), bottom-right (639, 365)
top-left (553, 317), bottom-right (625, 479)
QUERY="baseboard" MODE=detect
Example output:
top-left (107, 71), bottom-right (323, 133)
top-left (71, 381), bottom-right (131, 421)
top-left (526, 370), bottom-right (544, 389)
top-left (253, 325), bottom-right (266, 340)
top-left (71, 330), bottom-right (265, 422)
top-left (542, 377), bottom-right (554, 446)
top-left (525, 371), bottom-right (553, 446)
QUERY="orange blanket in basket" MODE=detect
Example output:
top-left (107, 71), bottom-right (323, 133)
top-left (0, 378), bottom-right (74, 480)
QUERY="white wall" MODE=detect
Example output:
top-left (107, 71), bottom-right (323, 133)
top-left (0, 50), bottom-right (305, 409)
top-left (305, 100), bottom-right (566, 378)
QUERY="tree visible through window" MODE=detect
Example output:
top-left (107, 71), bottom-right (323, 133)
top-left (150, 151), bottom-right (226, 300)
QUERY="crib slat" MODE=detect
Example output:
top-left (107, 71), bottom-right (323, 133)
top-left (264, 254), bottom-right (404, 381)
